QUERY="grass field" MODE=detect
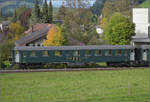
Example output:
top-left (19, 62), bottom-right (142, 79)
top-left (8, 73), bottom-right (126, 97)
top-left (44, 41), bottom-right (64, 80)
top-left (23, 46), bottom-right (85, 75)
top-left (139, 0), bottom-right (150, 8)
top-left (0, 68), bottom-right (150, 102)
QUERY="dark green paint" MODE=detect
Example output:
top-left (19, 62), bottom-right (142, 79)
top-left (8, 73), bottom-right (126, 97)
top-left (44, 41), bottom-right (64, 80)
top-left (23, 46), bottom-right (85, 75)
top-left (18, 49), bottom-right (131, 64)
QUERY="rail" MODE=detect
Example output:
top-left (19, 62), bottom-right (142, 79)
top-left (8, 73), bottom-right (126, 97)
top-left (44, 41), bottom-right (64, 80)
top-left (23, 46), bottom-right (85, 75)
top-left (0, 67), bottom-right (149, 73)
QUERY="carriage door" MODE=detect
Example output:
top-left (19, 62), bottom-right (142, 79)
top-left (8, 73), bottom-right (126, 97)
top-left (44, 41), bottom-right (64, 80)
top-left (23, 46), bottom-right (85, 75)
top-left (143, 49), bottom-right (147, 61)
top-left (135, 48), bottom-right (141, 62)
top-left (15, 51), bottom-right (20, 63)
top-left (130, 50), bottom-right (135, 61)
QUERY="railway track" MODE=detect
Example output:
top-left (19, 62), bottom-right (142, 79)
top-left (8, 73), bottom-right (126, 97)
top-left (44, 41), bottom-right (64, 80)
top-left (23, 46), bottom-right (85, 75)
top-left (0, 67), bottom-right (149, 73)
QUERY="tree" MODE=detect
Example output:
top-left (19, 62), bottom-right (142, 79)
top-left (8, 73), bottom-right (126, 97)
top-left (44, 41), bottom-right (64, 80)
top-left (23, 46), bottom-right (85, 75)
top-left (16, 6), bottom-right (28, 20)
top-left (101, 0), bottom-right (138, 20)
top-left (62, 0), bottom-right (98, 45)
top-left (91, 0), bottom-right (106, 16)
top-left (41, 0), bottom-right (48, 23)
top-left (102, 1), bottom-right (115, 19)
top-left (104, 13), bottom-right (135, 45)
top-left (19, 8), bottom-right (32, 30)
top-left (0, 8), bottom-right (2, 18)
top-left (56, 5), bottom-right (66, 20)
top-left (43, 25), bottom-right (67, 46)
top-left (1, 22), bottom-right (25, 68)
top-left (12, 9), bottom-right (17, 23)
top-left (7, 22), bottom-right (25, 41)
top-left (100, 0), bottom-right (136, 30)
top-left (48, 0), bottom-right (53, 23)
top-left (100, 17), bottom-right (109, 30)
top-left (30, 0), bottom-right (40, 25)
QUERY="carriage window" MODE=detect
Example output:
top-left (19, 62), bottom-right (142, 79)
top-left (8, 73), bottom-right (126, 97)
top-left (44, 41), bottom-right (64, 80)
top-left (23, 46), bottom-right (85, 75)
top-left (23, 53), bottom-right (26, 57)
top-left (55, 51), bottom-right (62, 56)
top-left (124, 50), bottom-right (128, 56)
top-left (73, 57), bottom-right (79, 61)
top-left (30, 52), bottom-right (37, 57)
top-left (144, 49), bottom-right (148, 52)
top-left (95, 50), bottom-right (102, 56)
top-left (85, 50), bottom-right (91, 56)
top-left (73, 51), bottom-right (79, 56)
top-left (66, 51), bottom-right (70, 56)
top-left (43, 51), bottom-right (49, 56)
top-left (116, 50), bottom-right (122, 56)
top-left (105, 50), bottom-right (112, 56)
top-left (15, 51), bottom-right (19, 54)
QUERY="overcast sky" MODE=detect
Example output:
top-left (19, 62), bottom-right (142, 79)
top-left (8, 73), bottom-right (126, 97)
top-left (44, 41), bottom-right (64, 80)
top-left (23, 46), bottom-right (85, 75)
top-left (47, 0), bottom-right (96, 7)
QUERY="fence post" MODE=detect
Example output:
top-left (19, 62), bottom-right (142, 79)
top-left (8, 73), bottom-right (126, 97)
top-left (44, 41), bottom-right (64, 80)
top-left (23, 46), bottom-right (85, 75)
top-left (128, 82), bottom-right (131, 96)
top-left (0, 50), bottom-right (1, 69)
top-left (0, 84), bottom-right (2, 102)
top-left (30, 94), bottom-right (32, 102)
top-left (0, 84), bottom-right (1, 102)
top-left (102, 87), bottom-right (104, 98)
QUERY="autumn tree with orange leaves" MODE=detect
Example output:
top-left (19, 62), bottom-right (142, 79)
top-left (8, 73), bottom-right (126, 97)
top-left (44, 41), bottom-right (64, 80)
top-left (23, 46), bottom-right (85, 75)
top-left (43, 26), bottom-right (67, 46)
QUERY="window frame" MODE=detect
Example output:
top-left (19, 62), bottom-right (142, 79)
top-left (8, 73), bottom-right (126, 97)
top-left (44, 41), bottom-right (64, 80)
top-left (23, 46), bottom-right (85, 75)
top-left (95, 50), bottom-right (102, 56)
top-left (30, 51), bottom-right (37, 57)
top-left (23, 52), bottom-right (27, 58)
top-left (115, 50), bottom-right (122, 56)
top-left (105, 50), bottom-right (112, 56)
top-left (124, 50), bottom-right (128, 56)
top-left (85, 50), bottom-right (91, 56)
top-left (42, 51), bottom-right (49, 57)
top-left (73, 50), bottom-right (80, 56)
top-left (55, 51), bottom-right (62, 57)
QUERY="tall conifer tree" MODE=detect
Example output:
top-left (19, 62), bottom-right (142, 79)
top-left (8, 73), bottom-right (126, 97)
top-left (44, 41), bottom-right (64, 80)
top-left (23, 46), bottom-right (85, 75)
top-left (30, 0), bottom-right (40, 25)
top-left (42, 0), bottom-right (48, 23)
top-left (12, 9), bottom-right (17, 22)
top-left (0, 9), bottom-right (2, 18)
top-left (48, 0), bottom-right (53, 23)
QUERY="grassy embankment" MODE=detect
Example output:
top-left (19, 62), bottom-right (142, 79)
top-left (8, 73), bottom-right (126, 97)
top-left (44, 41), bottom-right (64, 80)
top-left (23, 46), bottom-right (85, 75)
top-left (0, 68), bottom-right (150, 102)
top-left (139, 0), bottom-right (150, 8)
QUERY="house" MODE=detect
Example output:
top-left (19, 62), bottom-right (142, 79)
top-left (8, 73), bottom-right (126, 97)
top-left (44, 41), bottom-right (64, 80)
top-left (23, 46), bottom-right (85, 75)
top-left (0, 21), bottom-right (10, 31)
top-left (96, 25), bottom-right (103, 35)
top-left (15, 24), bottom-right (55, 46)
top-left (15, 23), bottom-right (86, 47)
top-left (131, 8), bottom-right (150, 45)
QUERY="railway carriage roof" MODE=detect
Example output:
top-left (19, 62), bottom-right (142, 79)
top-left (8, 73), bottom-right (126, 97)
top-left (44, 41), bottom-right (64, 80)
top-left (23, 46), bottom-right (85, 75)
top-left (14, 45), bottom-right (134, 51)
top-left (141, 45), bottom-right (150, 49)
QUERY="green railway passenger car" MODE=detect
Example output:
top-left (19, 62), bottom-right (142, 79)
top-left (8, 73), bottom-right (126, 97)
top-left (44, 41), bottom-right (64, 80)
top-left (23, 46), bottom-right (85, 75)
top-left (13, 45), bottom-right (134, 66)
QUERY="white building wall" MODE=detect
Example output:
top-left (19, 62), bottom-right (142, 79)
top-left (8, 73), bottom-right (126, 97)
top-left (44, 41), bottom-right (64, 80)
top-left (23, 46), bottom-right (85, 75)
top-left (133, 8), bottom-right (150, 38)
top-left (149, 8), bottom-right (150, 23)
top-left (135, 24), bottom-right (149, 37)
top-left (0, 24), bottom-right (3, 30)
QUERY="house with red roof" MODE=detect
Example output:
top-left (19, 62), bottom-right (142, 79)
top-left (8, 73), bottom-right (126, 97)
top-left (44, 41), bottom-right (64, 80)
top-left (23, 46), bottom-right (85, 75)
top-left (15, 24), bottom-right (55, 46)
top-left (15, 22), bottom-right (85, 47)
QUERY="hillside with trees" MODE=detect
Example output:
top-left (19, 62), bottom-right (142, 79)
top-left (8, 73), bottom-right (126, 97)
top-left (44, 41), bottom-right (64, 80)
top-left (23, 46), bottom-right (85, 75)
top-left (139, 0), bottom-right (150, 7)
top-left (0, 0), bottom-right (43, 18)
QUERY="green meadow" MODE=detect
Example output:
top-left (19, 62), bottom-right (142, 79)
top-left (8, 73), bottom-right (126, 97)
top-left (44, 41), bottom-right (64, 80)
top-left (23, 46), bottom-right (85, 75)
top-left (140, 0), bottom-right (150, 8)
top-left (0, 68), bottom-right (150, 102)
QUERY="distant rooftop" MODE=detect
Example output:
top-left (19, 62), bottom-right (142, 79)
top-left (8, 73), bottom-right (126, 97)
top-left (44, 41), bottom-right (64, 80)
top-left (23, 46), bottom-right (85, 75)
top-left (16, 24), bottom-right (55, 46)
top-left (25, 23), bottom-right (52, 35)
top-left (0, 21), bottom-right (10, 26)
